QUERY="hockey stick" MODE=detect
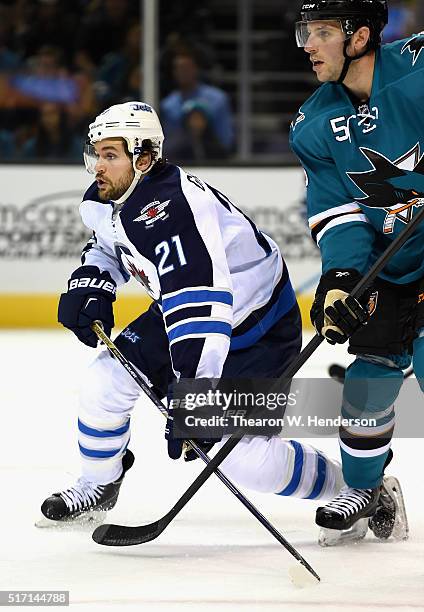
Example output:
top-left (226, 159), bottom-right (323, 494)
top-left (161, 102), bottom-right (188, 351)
top-left (90, 322), bottom-right (320, 582)
top-left (329, 363), bottom-right (414, 384)
top-left (92, 205), bottom-right (424, 567)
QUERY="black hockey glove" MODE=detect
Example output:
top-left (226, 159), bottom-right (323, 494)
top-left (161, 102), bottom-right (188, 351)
top-left (165, 406), bottom-right (215, 460)
top-left (58, 265), bottom-right (116, 347)
top-left (165, 380), bottom-right (217, 460)
top-left (165, 409), bottom-right (215, 461)
top-left (165, 407), bottom-right (184, 460)
top-left (310, 269), bottom-right (370, 345)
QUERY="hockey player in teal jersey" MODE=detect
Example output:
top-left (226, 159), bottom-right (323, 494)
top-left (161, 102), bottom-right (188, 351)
top-left (290, 0), bottom-right (414, 540)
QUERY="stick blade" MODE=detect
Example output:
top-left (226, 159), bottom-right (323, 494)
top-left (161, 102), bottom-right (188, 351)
top-left (92, 519), bottom-right (163, 546)
top-left (288, 561), bottom-right (320, 587)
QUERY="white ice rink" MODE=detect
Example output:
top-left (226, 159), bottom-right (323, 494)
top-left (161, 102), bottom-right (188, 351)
top-left (1, 329), bottom-right (423, 611)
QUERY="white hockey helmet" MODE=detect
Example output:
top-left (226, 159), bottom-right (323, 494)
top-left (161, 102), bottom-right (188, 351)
top-left (84, 101), bottom-right (165, 203)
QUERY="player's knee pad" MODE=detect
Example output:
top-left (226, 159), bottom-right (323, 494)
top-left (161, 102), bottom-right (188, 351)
top-left (343, 355), bottom-right (405, 418)
top-left (79, 350), bottom-right (144, 418)
top-left (218, 436), bottom-right (292, 493)
top-left (413, 330), bottom-right (424, 392)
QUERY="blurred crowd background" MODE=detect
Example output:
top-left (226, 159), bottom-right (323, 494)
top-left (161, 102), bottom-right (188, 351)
top-left (0, 0), bottom-right (421, 165)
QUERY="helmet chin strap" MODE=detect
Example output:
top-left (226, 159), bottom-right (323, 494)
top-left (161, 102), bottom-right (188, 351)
top-left (111, 155), bottom-right (156, 207)
top-left (336, 38), bottom-right (371, 84)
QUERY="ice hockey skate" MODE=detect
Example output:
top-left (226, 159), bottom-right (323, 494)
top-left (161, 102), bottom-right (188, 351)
top-left (318, 476), bottom-right (408, 546)
top-left (36, 449), bottom-right (134, 528)
top-left (369, 476), bottom-right (409, 541)
top-left (316, 483), bottom-right (379, 546)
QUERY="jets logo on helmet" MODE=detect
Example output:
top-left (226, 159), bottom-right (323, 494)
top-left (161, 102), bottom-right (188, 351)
top-left (129, 103), bottom-right (153, 113)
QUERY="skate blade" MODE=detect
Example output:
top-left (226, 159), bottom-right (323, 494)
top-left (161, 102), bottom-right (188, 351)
top-left (35, 510), bottom-right (107, 530)
top-left (383, 476), bottom-right (409, 541)
top-left (318, 518), bottom-right (368, 547)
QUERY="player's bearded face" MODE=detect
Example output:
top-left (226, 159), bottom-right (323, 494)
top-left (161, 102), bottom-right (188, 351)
top-left (93, 139), bottom-right (135, 201)
top-left (304, 21), bottom-right (346, 82)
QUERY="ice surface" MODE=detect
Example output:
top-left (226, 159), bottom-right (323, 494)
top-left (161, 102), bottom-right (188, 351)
top-left (1, 330), bottom-right (423, 611)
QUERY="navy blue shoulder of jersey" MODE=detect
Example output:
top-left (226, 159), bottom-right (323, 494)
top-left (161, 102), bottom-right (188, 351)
top-left (118, 163), bottom-right (215, 292)
top-left (82, 181), bottom-right (102, 203)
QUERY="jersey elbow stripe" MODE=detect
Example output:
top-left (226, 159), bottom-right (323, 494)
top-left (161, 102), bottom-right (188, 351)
top-left (168, 320), bottom-right (232, 343)
top-left (309, 202), bottom-right (363, 228)
top-left (166, 316), bottom-right (232, 334)
top-left (314, 213), bottom-right (369, 245)
top-left (162, 288), bottom-right (233, 314)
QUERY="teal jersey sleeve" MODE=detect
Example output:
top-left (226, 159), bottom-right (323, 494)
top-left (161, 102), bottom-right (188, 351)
top-left (290, 111), bottom-right (376, 274)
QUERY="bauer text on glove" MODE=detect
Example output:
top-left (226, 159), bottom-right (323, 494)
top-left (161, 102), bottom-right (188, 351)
top-left (57, 265), bottom-right (116, 347)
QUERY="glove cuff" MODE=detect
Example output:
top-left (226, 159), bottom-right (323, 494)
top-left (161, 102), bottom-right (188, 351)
top-left (318, 269), bottom-right (363, 294)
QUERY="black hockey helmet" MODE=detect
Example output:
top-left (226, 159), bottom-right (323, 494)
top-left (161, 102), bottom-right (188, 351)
top-left (296, 0), bottom-right (388, 49)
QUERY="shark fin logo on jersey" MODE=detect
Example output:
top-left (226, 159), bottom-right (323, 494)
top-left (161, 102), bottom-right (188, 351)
top-left (291, 111), bottom-right (305, 131)
top-left (401, 33), bottom-right (424, 66)
top-left (133, 198), bottom-right (170, 226)
top-left (347, 144), bottom-right (424, 234)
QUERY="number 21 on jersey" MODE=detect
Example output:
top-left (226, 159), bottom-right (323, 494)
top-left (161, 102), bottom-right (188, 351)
top-left (155, 235), bottom-right (187, 276)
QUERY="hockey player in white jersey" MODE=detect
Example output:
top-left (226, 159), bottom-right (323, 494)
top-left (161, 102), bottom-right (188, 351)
top-left (40, 101), bottom-right (379, 541)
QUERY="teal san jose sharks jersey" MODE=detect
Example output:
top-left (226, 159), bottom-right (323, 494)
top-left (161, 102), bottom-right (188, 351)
top-left (290, 33), bottom-right (424, 285)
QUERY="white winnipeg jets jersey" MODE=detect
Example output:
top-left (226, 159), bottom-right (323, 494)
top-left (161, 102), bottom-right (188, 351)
top-left (79, 163), bottom-right (296, 380)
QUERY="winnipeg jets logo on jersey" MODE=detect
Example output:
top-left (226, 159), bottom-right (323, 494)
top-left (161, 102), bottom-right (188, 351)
top-left (348, 144), bottom-right (424, 234)
top-left (126, 260), bottom-right (152, 292)
top-left (401, 33), bottom-right (424, 66)
top-left (115, 242), bottom-right (161, 299)
top-left (133, 198), bottom-right (171, 227)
